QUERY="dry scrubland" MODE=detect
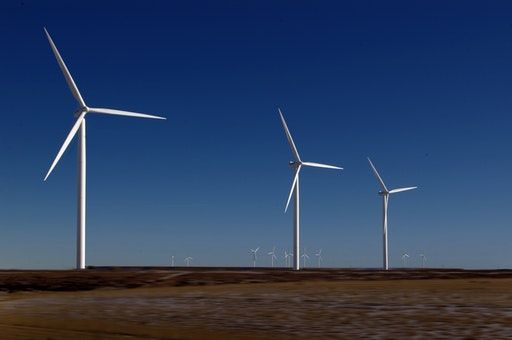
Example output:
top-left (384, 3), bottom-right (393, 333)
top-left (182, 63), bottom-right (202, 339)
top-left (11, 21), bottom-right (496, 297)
top-left (0, 268), bottom-right (511, 339)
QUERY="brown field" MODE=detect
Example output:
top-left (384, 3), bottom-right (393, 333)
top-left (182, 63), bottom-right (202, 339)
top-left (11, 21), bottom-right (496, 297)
top-left (1, 268), bottom-right (512, 339)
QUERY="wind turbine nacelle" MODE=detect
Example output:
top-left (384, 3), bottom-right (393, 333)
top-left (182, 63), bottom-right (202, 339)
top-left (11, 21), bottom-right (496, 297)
top-left (378, 191), bottom-right (388, 196)
top-left (289, 160), bottom-right (300, 168)
top-left (74, 106), bottom-right (88, 117)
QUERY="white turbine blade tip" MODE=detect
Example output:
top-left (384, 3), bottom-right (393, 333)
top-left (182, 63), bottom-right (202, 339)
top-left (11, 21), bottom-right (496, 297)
top-left (44, 112), bottom-right (85, 182)
top-left (278, 108), bottom-right (301, 162)
top-left (367, 157), bottom-right (388, 191)
top-left (284, 166), bottom-right (300, 213)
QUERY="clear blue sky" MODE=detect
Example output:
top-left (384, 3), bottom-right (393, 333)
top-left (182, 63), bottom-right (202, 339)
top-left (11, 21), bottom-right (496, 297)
top-left (1, 1), bottom-right (511, 269)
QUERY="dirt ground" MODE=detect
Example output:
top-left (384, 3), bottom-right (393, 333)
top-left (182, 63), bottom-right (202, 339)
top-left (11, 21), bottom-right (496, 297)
top-left (0, 268), bottom-right (511, 339)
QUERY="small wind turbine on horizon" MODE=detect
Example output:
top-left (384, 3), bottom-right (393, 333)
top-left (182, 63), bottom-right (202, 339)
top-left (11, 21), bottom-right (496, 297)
top-left (170, 255), bottom-right (175, 267)
top-left (288, 251), bottom-right (294, 268)
top-left (401, 253), bottom-right (410, 267)
top-left (184, 257), bottom-right (193, 267)
top-left (315, 249), bottom-right (323, 268)
top-left (284, 250), bottom-right (291, 268)
top-left (420, 254), bottom-right (427, 268)
top-left (301, 249), bottom-right (310, 268)
top-left (42, 28), bottom-right (166, 270)
top-left (278, 109), bottom-right (342, 271)
top-left (268, 246), bottom-right (277, 267)
top-left (367, 158), bottom-right (417, 270)
top-left (250, 247), bottom-right (260, 268)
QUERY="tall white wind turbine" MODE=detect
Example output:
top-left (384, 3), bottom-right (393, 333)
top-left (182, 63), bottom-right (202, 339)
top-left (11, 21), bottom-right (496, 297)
top-left (278, 109), bottom-right (342, 270)
top-left (43, 28), bottom-right (166, 269)
top-left (367, 158), bottom-right (417, 270)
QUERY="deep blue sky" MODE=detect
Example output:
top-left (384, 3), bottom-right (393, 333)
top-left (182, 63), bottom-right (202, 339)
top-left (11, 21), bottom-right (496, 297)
top-left (1, 1), bottom-right (512, 269)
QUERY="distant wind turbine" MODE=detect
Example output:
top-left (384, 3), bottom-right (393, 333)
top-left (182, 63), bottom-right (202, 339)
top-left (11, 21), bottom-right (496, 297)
top-left (278, 109), bottom-right (342, 270)
top-left (420, 254), bottom-right (427, 268)
top-left (284, 250), bottom-right (291, 268)
top-left (301, 249), bottom-right (310, 268)
top-left (268, 246), bottom-right (277, 267)
top-left (42, 28), bottom-right (166, 270)
top-left (401, 253), bottom-right (410, 267)
top-left (367, 158), bottom-right (417, 270)
top-left (184, 257), bottom-right (193, 267)
top-left (170, 255), bottom-right (175, 267)
top-left (315, 249), bottom-right (323, 268)
top-left (250, 247), bottom-right (260, 268)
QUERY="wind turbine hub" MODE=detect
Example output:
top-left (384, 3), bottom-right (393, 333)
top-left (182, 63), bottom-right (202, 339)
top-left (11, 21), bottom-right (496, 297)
top-left (289, 160), bottom-right (301, 168)
top-left (74, 106), bottom-right (89, 117)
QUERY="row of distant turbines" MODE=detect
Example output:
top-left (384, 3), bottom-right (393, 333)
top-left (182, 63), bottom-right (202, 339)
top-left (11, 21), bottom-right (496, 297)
top-left (42, 28), bottom-right (417, 271)
top-left (170, 249), bottom-right (426, 269)
top-left (250, 247), bottom-right (322, 268)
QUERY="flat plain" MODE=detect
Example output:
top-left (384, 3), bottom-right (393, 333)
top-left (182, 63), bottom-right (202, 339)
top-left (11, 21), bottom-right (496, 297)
top-left (0, 268), bottom-right (511, 339)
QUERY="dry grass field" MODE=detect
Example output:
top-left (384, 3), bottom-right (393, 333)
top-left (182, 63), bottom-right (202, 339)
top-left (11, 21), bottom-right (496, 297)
top-left (0, 268), bottom-right (511, 339)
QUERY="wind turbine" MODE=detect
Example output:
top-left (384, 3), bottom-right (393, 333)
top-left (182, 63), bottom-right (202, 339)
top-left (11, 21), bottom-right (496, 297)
top-left (401, 253), bottom-right (410, 267)
top-left (268, 246), bottom-right (277, 267)
top-left (315, 249), bottom-right (323, 268)
top-left (42, 28), bottom-right (166, 270)
top-left (284, 250), bottom-right (291, 268)
top-left (420, 254), bottom-right (427, 268)
top-left (367, 158), bottom-right (417, 270)
top-left (170, 255), bottom-right (175, 267)
top-left (278, 109), bottom-right (342, 270)
top-left (184, 257), bottom-right (193, 267)
top-left (250, 247), bottom-right (260, 268)
top-left (301, 249), bottom-right (310, 268)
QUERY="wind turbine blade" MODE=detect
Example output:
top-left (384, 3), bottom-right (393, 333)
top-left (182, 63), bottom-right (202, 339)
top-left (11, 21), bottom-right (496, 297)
top-left (285, 166), bottom-right (301, 213)
top-left (367, 157), bottom-right (388, 192)
top-left (302, 162), bottom-right (343, 170)
top-left (255, 247), bottom-right (260, 252)
top-left (278, 109), bottom-right (301, 162)
top-left (44, 112), bottom-right (86, 181)
top-left (88, 107), bottom-right (166, 120)
top-left (44, 28), bottom-right (86, 107)
top-left (389, 186), bottom-right (417, 194)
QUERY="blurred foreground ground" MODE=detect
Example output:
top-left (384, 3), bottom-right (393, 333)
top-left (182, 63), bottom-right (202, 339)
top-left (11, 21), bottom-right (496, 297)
top-left (0, 268), bottom-right (511, 339)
